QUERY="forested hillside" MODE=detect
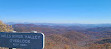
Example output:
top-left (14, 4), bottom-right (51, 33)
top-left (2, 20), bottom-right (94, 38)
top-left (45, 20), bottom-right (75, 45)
top-left (12, 24), bottom-right (111, 49)
top-left (0, 21), bottom-right (13, 32)
top-left (1, 20), bottom-right (111, 49)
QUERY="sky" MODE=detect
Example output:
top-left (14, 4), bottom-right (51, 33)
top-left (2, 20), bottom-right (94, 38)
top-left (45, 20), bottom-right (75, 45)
top-left (0, 0), bottom-right (111, 24)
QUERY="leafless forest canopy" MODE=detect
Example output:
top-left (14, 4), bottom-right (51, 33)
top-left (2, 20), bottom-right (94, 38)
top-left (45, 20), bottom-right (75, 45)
top-left (1, 21), bottom-right (111, 49)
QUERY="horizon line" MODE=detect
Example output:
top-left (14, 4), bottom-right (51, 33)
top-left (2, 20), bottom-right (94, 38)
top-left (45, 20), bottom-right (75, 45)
top-left (4, 22), bottom-right (111, 24)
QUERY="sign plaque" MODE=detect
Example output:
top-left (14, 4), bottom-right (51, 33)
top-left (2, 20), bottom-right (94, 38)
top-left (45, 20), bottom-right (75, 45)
top-left (0, 32), bottom-right (45, 49)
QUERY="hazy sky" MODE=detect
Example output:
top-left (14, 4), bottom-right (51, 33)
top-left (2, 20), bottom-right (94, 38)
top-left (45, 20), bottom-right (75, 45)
top-left (0, 0), bottom-right (111, 24)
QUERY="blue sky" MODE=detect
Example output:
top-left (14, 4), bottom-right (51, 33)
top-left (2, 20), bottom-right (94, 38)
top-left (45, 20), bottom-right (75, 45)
top-left (0, 0), bottom-right (111, 24)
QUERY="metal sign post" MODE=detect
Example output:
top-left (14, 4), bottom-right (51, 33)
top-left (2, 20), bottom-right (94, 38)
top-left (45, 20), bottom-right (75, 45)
top-left (0, 32), bottom-right (45, 49)
top-left (9, 48), bottom-right (16, 49)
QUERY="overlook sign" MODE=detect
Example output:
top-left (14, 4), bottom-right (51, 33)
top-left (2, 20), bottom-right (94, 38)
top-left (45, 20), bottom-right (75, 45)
top-left (0, 32), bottom-right (45, 49)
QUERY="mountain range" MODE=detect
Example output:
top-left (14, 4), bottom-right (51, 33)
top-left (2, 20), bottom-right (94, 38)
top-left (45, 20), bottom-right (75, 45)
top-left (7, 22), bottom-right (111, 49)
